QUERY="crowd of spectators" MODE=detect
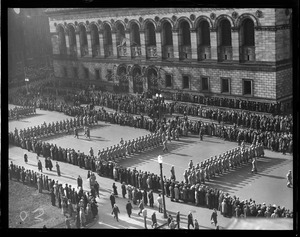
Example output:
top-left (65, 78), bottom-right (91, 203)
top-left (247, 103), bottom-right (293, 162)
top-left (9, 161), bottom-right (98, 228)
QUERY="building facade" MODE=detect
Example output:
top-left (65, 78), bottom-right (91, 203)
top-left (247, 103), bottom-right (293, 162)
top-left (8, 8), bottom-right (52, 85)
top-left (46, 8), bottom-right (293, 104)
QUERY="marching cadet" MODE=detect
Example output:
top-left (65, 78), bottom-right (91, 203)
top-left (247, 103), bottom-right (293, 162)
top-left (162, 137), bottom-right (168, 152)
top-left (74, 127), bottom-right (79, 138)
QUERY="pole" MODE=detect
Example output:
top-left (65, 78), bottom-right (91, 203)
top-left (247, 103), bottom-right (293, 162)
top-left (160, 163), bottom-right (168, 218)
top-left (26, 81), bottom-right (29, 94)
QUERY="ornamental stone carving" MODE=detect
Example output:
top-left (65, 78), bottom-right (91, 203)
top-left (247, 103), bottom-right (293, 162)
top-left (232, 11), bottom-right (238, 19)
top-left (155, 16), bottom-right (160, 22)
top-left (124, 18), bottom-right (129, 23)
top-left (190, 14), bottom-right (196, 21)
top-left (256, 10), bottom-right (263, 18)
top-left (139, 17), bottom-right (143, 23)
top-left (172, 15), bottom-right (177, 21)
top-left (210, 13), bottom-right (216, 20)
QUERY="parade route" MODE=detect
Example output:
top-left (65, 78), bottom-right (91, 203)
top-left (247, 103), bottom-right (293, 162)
top-left (8, 106), bottom-right (293, 229)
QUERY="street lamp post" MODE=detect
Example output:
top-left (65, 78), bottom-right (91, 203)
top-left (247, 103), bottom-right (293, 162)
top-left (158, 155), bottom-right (168, 218)
top-left (25, 78), bottom-right (29, 94)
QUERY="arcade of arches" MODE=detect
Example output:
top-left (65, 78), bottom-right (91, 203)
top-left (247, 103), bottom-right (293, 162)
top-left (114, 65), bottom-right (160, 94)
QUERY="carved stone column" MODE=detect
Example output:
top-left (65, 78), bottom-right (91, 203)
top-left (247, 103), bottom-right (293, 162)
top-left (210, 28), bottom-right (218, 60)
top-left (111, 30), bottom-right (118, 58)
top-left (140, 30), bottom-right (146, 59)
top-left (155, 29), bottom-right (162, 60)
top-left (190, 29), bottom-right (198, 60)
top-left (231, 27), bottom-right (239, 61)
top-left (98, 31), bottom-right (105, 58)
top-left (172, 29), bottom-right (179, 60)
top-left (65, 33), bottom-right (70, 55)
top-left (86, 32), bottom-right (93, 57)
top-left (75, 33), bottom-right (81, 56)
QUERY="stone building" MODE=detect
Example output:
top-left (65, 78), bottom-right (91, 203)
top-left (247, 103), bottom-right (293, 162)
top-left (45, 8), bottom-right (293, 105)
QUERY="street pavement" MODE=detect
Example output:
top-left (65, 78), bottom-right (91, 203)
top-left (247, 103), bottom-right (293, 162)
top-left (8, 105), bottom-right (293, 229)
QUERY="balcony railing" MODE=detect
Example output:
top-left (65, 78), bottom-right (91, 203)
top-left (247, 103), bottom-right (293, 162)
top-left (217, 46), bottom-right (233, 61)
top-left (131, 46), bottom-right (142, 58)
top-left (179, 45), bottom-right (192, 60)
top-left (239, 46), bottom-right (255, 62)
top-left (146, 46), bottom-right (157, 58)
top-left (198, 45), bottom-right (211, 61)
top-left (80, 45), bottom-right (88, 57)
top-left (118, 46), bottom-right (128, 57)
top-left (92, 45), bottom-right (100, 57)
top-left (162, 45), bottom-right (174, 59)
top-left (104, 45), bottom-right (113, 57)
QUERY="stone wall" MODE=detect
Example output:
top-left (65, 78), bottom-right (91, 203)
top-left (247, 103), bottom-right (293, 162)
top-left (276, 67), bottom-right (293, 100)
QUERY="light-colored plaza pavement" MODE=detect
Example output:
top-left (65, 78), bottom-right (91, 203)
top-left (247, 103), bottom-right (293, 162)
top-left (8, 106), bottom-right (293, 229)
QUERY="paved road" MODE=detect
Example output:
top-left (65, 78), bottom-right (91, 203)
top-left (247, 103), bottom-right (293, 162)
top-left (8, 106), bottom-right (293, 229)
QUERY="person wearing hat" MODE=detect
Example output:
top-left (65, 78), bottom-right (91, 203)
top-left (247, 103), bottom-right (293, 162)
top-left (211, 208), bottom-right (218, 227)
top-left (151, 211), bottom-right (157, 228)
top-left (194, 219), bottom-right (199, 229)
top-left (176, 211), bottom-right (180, 229)
top-left (24, 152), bottom-right (28, 164)
top-left (138, 199), bottom-right (144, 216)
top-left (251, 157), bottom-right (257, 174)
top-left (187, 211), bottom-right (194, 229)
top-left (142, 208), bottom-right (148, 229)
top-left (56, 162), bottom-right (61, 176)
top-left (111, 204), bottom-right (120, 222)
top-left (110, 192), bottom-right (116, 209)
top-left (126, 200), bottom-right (133, 218)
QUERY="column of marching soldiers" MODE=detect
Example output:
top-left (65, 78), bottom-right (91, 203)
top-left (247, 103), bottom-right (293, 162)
top-left (9, 106), bottom-right (36, 120)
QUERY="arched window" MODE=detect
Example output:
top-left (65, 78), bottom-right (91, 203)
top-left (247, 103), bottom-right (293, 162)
top-left (90, 24), bottom-right (100, 57)
top-left (103, 23), bottom-right (113, 57)
top-left (116, 23), bottom-right (125, 46)
top-left (57, 26), bottom-right (66, 55)
top-left (103, 24), bottom-right (112, 45)
top-left (145, 22), bottom-right (156, 46)
top-left (68, 25), bottom-right (77, 56)
top-left (79, 25), bottom-right (88, 57)
top-left (130, 23), bottom-right (141, 46)
top-left (117, 66), bottom-right (126, 76)
top-left (179, 21), bottom-right (191, 46)
top-left (162, 21), bottom-right (173, 46)
top-left (241, 19), bottom-right (254, 46)
top-left (132, 67), bottom-right (143, 94)
top-left (239, 18), bottom-right (255, 62)
top-left (219, 19), bottom-right (232, 46)
top-left (117, 66), bottom-right (128, 93)
top-left (198, 21), bottom-right (210, 46)
top-left (147, 68), bottom-right (158, 94)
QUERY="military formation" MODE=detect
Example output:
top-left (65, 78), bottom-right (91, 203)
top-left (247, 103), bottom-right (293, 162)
top-left (9, 106), bottom-right (36, 120)
top-left (183, 143), bottom-right (265, 185)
